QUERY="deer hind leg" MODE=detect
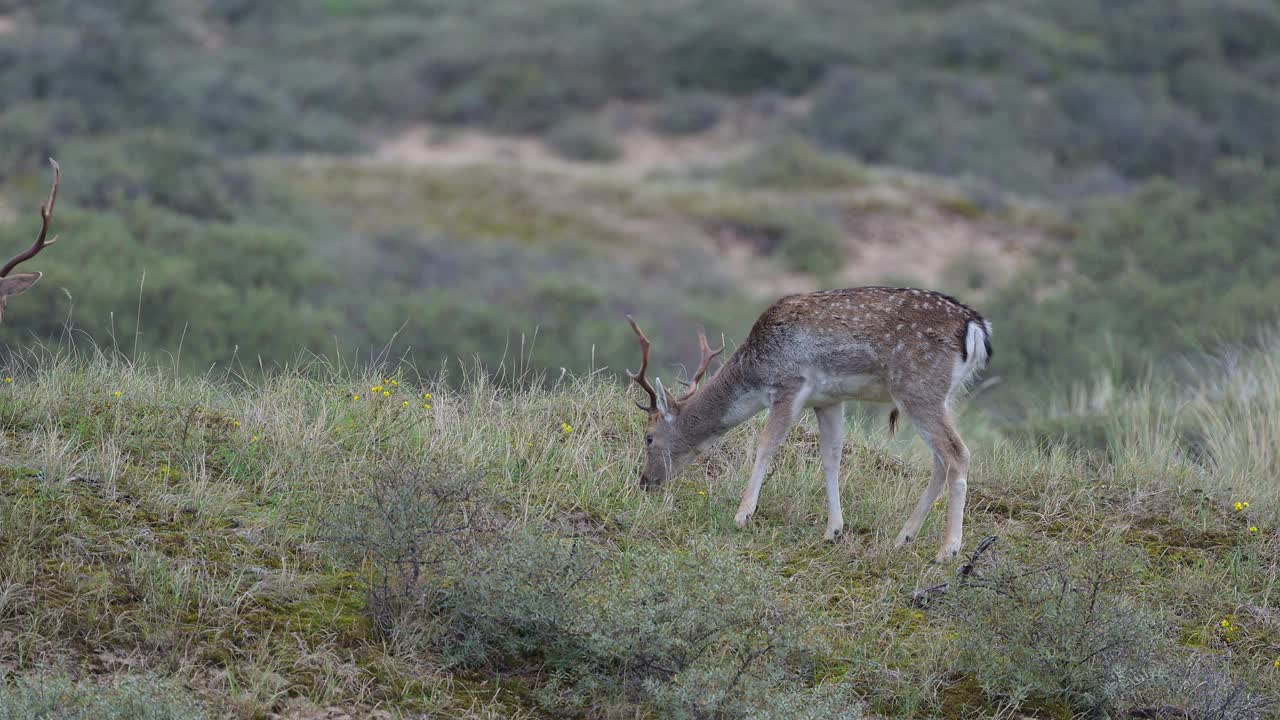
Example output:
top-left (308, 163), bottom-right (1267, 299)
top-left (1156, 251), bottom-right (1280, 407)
top-left (893, 405), bottom-right (971, 562)
top-left (894, 449), bottom-right (947, 549)
top-left (735, 388), bottom-right (807, 528)
top-left (814, 403), bottom-right (846, 541)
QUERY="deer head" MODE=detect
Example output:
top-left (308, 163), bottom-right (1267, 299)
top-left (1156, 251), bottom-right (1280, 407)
top-left (625, 315), bottom-right (723, 488)
top-left (0, 159), bottom-right (60, 324)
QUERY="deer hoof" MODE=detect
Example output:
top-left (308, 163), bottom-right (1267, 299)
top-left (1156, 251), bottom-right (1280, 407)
top-left (734, 510), bottom-right (753, 528)
top-left (894, 531), bottom-right (914, 549)
top-left (933, 542), bottom-right (961, 564)
top-left (823, 524), bottom-right (843, 542)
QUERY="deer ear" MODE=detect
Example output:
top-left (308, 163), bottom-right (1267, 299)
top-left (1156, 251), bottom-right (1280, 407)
top-left (0, 272), bottom-right (41, 298)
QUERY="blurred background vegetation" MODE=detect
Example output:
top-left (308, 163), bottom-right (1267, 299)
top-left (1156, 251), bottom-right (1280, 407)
top-left (1, 0), bottom-right (1278, 415)
top-left (2, 4), bottom-right (1280, 717)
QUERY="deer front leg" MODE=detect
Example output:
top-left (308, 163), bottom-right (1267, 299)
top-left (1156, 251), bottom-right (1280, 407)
top-left (814, 403), bottom-right (846, 541)
top-left (735, 389), bottom-right (806, 528)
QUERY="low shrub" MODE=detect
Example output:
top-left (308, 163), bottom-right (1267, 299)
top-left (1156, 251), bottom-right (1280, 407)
top-left (806, 68), bottom-right (911, 166)
top-left (433, 529), bottom-right (597, 670)
top-left (387, 529), bottom-right (861, 717)
top-left (945, 542), bottom-right (1163, 716)
top-left (325, 445), bottom-right (484, 633)
top-left (585, 544), bottom-right (861, 719)
top-left (544, 117), bottom-right (621, 163)
top-left (721, 135), bottom-right (866, 190)
top-left (0, 674), bottom-right (207, 720)
top-left (653, 92), bottom-right (723, 135)
top-left (701, 202), bottom-right (845, 276)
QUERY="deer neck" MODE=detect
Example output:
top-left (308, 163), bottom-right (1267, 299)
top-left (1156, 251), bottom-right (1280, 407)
top-left (673, 361), bottom-right (767, 446)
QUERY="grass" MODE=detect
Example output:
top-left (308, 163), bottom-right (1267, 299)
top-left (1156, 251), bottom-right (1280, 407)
top-left (0, 340), bottom-right (1277, 718)
top-left (272, 161), bottom-right (630, 252)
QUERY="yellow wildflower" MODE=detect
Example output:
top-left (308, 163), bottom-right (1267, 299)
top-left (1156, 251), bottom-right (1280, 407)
top-left (562, 422), bottom-right (573, 434)
top-left (422, 392), bottom-right (432, 400)
top-left (1221, 618), bottom-right (1231, 628)
top-left (250, 435), bottom-right (259, 444)
top-left (372, 385), bottom-right (383, 393)
top-left (390, 380), bottom-right (399, 387)
top-left (352, 394), bottom-right (361, 401)
top-left (423, 403), bottom-right (432, 410)
top-left (1244, 501), bottom-right (1250, 508)
top-left (3, 377), bottom-right (11, 384)
top-left (1274, 659), bottom-right (1280, 669)
top-left (383, 390), bottom-right (391, 397)
top-left (402, 401), bottom-right (410, 407)
top-left (698, 490), bottom-right (707, 496)
top-left (233, 420), bottom-right (241, 427)
top-left (1250, 526), bottom-right (1259, 533)
top-left (1235, 502), bottom-right (1244, 511)
top-left (112, 391), bottom-right (122, 398)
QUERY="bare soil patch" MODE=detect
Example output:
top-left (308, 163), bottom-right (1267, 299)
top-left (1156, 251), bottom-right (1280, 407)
top-left (375, 121), bottom-right (751, 180)
top-left (369, 110), bottom-right (1048, 295)
top-left (841, 204), bottom-right (1044, 289)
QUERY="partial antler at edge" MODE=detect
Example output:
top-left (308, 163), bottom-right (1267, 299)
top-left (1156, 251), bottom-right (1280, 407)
top-left (1, 158), bottom-right (60, 278)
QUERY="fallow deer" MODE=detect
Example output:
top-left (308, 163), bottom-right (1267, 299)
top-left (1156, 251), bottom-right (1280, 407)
top-left (0, 159), bottom-right (60, 322)
top-left (626, 287), bottom-right (992, 562)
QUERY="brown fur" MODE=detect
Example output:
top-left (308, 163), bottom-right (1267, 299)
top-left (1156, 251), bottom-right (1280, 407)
top-left (629, 286), bottom-right (992, 561)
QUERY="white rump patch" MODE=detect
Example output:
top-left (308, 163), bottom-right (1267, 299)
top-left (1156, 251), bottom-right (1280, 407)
top-left (950, 320), bottom-right (992, 398)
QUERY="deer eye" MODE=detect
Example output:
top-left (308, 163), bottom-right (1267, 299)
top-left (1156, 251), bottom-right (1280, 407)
top-left (645, 434), bottom-right (654, 447)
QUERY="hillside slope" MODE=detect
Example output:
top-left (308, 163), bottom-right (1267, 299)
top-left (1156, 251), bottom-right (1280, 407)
top-left (0, 347), bottom-right (1275, 718)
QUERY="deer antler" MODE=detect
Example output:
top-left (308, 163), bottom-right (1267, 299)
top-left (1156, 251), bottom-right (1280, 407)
top-left (625, 315), bottom-right (659, 412)
top-left (677, 328), bottom-right (724, 402)
top-left (1, 158), bottom-right (61, 278)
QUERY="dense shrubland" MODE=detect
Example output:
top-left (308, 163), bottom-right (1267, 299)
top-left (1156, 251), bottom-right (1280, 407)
top-left (988, 160), bottom-right (1280, 407)
top-left (2, 0), bottom-right (1280, 403)
top-left (8, 0), bottom-right (1279, 189)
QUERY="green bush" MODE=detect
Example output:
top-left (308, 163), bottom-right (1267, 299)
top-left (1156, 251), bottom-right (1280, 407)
top-left (326, 447), bottom-right (482, 632)
top-left (990, 160), bottom-right (1280, 403)
top-left (432, 529), bottom-right (597, 670)
top-left (0, 201), bottom-right (343, 372)
top-left (56, 130), bottom-right (248, 219)
top-left (721, 135), bottom-right (866, 190)
top-left (945, 543), bottom-right (1162, 716)
top-left (424, 533), bottom-right (861, 718)
top-left (653, 92), bottom-right (723, 135)
top-left (544, 117), bottom-right (621, 163)
top-left (0, 674), bottom-right (207, 720)
top-left (807, 68), bottom-right (910, 166)
top-left (0, 102), bottom-right (88, 180)
top-left (700, 202), bottom-right (845, 276)
top-left (584, 544), bottom-right (860, 719)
